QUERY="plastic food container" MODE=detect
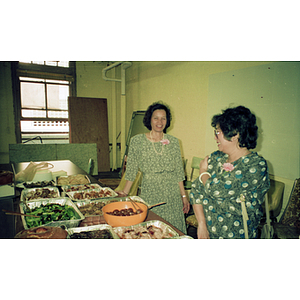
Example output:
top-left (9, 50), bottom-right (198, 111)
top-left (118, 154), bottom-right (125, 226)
top-left (20, 197), bottom-right (85, 229)
top-left (67, 224), bottom-right (120, 239)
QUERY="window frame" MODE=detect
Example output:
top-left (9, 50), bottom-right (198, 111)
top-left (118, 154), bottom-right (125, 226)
top-left (11, 61), bottom-right (76, 144)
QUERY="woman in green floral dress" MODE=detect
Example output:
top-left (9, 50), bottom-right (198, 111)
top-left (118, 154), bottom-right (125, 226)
top-left (189, 106), bottom-right (270, 239)
top-left (117, 102), bottom-right (190, 234)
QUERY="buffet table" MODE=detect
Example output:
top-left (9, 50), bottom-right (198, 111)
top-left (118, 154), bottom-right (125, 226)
top-left (11, 160), bottom-right (185, 238)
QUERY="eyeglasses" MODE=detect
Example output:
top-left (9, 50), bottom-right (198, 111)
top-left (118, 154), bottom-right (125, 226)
top-left (214, 130), bottom-right (220, 139)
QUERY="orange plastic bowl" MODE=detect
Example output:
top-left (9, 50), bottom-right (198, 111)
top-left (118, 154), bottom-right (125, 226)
top-left (102, 201), bottom-right (148, 227)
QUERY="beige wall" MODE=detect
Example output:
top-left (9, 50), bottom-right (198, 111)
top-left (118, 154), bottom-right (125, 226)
top-left (76, 61), bottom-right (272, 173)
top-left (124, 61), bottom-right (271, 174)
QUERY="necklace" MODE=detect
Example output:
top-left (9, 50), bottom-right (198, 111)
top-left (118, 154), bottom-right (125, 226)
top-left (150, 131), bottom-right (164, 155)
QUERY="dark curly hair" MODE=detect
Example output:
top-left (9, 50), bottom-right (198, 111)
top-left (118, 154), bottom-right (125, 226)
top-left (211, 105), bottom-right (258, 149)
top-left (143, 101), bottom-right (172, 133)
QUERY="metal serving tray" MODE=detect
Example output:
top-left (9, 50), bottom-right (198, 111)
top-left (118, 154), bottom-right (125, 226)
top-left (22, 180), bottom-right (55, 189)
top-left (61, 183), bottom-right (102, 193)
top-left (56, 174), bottom-right (90, 186)
top-left (20, 197), bottom-right (85, 230)
top-left (171, 235), bottom-right (194, 239)
top-left (67, 224), bottom-right (120, 239)
top-left (74, 198), bottom-right (118, 216)
top-left (113, 220), bottom-right (179, 239)
top-left (67, 187), bottom-right (118, 201)
top-left (21, 187), bottom-right (60, 202)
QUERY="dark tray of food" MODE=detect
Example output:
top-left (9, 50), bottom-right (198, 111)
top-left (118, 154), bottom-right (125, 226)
top-left (67, 224), bottom-right (119, 239)
top-left (23, 180), bottom-right (55, 188)
top-left (20, 197), bottom-right (84, 229)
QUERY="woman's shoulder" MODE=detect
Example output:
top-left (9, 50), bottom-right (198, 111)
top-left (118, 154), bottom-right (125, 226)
top-left (248, 152), bottom-right (268, 165)
top-left (164, 133), bottom-right (177, 141)
top-left (131, 133), bottom-right (146, 141)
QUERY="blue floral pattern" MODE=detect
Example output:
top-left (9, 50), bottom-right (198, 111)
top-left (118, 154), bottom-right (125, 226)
top-left (189, 151), bottom-right (270, 239)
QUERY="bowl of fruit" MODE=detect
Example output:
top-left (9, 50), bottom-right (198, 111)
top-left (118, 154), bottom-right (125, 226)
top-left (102, 201), bottom-right (148, 227)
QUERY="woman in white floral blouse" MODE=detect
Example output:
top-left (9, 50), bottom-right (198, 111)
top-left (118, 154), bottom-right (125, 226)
top-left (118, 102), bottom-right (190, 234)
top-left (189, 106), bottom-right (270, 239)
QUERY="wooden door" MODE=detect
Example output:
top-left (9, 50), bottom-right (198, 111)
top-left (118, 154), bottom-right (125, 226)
top-left (68, 97), bottom-right (110, 172)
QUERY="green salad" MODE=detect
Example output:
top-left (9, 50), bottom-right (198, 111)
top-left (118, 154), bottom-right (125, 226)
top-left (25, 203), bottom-right (79, 228)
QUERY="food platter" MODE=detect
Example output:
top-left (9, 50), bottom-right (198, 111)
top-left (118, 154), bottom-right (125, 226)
top-left (56, 174), bottom-right (90, 186)
top-left (20, 197), bottom-right (85, 229)
top-left (21, 186), bottom-right (60, 202)
top-left (16, 180), bottom-right (55, 189)
top-left (67, 224), bottom-right (120, 239)
top-left (74, 198), bottom-right (119, 216)
top-left (113, 220), bottom-right (179, 239)
top-left (172, 235), bottom-right (194, 239)
top-left (61, 183), bottom-right (102, 193)
top-left (66, 188), bottom-right (118, 201)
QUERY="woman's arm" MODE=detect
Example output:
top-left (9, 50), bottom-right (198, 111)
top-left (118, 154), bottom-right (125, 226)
top-left (178, 180), bottom-right (190, 214)
top-left (193, 204), bottom-right (210, 239)
top-left (199, 156), bottom-right (210, 185)
top-left (117, 180), bottom-right (133, 197)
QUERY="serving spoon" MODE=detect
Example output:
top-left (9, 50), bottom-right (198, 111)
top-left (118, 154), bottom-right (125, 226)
top-left (148, 202), bottom-right (166, 209)
top-left (129, 199), bottom-right (166, 212)
top-left (2, 209), bottom-right (40, 218)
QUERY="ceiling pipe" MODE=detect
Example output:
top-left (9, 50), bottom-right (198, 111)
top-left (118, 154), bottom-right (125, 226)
top-left (102, 61), bottom-right (122, 82)
top-left (102, 61), bottom-right (132, 171)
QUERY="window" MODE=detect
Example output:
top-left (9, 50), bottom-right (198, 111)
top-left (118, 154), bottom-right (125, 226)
top-left (12, 61), bottom-right (76, 144)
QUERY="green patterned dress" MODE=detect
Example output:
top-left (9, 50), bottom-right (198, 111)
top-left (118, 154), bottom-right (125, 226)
top-left (189, 150), bottom-right (270, 239)
top-left (125, 133), bottom-right (187, 234)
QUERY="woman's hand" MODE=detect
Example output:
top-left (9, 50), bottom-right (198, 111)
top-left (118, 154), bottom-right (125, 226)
top-left (182, 197), bottom-right (190, 214)
top-left (116, 191), bottom-right (128, 197)
top-left (199, 155), bottom-right (209, 174)
top-left (197, 222), bottom-right (210, 239)
top-left (192, 204), bottom-right (210, 239)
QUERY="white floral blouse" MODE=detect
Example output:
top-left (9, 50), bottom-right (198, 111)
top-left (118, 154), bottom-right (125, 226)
top-left (125, 133), bottom-right (187, 234)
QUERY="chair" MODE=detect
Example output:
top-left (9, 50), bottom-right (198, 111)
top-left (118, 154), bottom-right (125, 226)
top-left (262, 178), bottom-right (285, 221)
top-left (184, 156), bottom-right (202, 189)
top-left (114, 171), bottom-right (142, 196)
top-left (273, 178), bottom-right (300, 239)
